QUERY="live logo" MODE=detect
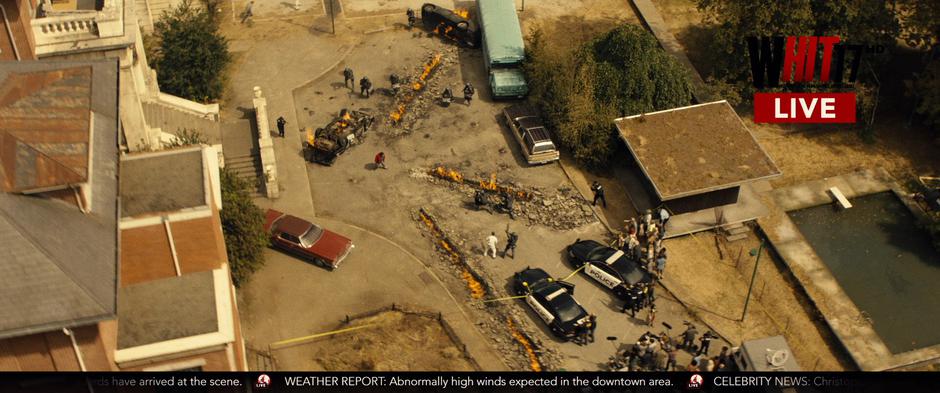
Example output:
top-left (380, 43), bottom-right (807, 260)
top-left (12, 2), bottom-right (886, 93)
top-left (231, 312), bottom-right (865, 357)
top-left (754, 92), bottom-right (856, 123)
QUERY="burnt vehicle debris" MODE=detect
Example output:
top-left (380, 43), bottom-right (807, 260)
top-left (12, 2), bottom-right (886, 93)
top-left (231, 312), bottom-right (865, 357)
top-left (421, 3), bottom-right (480, 47)
top-left (303, 109), bottom-right (375, 166)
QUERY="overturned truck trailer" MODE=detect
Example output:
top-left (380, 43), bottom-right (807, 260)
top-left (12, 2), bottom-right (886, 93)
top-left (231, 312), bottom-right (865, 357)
top-left (303, 109), bottom-right (375, 166)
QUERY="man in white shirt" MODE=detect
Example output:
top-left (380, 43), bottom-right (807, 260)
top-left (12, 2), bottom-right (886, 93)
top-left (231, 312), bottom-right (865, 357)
top-left (484, 232), bottom-right (498, 259)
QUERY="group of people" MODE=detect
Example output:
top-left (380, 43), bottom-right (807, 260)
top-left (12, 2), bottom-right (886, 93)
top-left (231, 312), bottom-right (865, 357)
top-left (616, 325), bottom-right (726, 371)
top-left (441, 83), bottom-right (475, 106)
top-left (484, 230), bottom-right (519, 259)
top-left (613, 207), bottom-right (670, 279)
top-left (343, 67), bottom-right (374, 98)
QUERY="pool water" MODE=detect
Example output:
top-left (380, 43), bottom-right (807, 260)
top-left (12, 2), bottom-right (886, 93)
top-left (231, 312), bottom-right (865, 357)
top-left (788, 192), bottom-right (940, 354)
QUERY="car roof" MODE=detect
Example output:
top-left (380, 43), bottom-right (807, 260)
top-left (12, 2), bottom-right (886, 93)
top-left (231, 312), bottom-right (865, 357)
top-left (518, 267), bottom-right (551, 286)
top-left (275, 214), bottom-right (312, 237)
top-left (524, 125), bottom-right (553, 143)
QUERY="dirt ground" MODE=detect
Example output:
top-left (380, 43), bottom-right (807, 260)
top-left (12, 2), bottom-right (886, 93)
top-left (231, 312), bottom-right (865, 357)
top-left (272, 311), bottom-right (477, 371)
top-left (664, 229), bottom-right (855, 371)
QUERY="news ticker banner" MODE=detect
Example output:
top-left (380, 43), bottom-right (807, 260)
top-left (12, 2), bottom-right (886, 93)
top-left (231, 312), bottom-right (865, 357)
top-left (1, 372), bottom-right (939, 393)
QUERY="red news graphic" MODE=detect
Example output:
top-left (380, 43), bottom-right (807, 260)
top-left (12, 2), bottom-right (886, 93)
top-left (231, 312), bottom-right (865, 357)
top-left (746, 35), bottom-right (874, 123)
top-left (753, 93), bottom-right (856, 123)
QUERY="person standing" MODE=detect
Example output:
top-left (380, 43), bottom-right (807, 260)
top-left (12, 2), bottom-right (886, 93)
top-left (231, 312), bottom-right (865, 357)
top-left (276, 116), bottom-right (287, 138)
top-left (240, 1), bottom-right (254, 23)
top-left (646, 304), bottom-right (657, 326)
top-left (631, 286), bottom-right (643, 317)
top-left (503, 231), bottom-right (518, 258)
top-left (484, 232), bottom-right (498, 259)
top-left (658, 207), bottom-right (670, 234)
top-left (621, 289), bottom-right (637, 316)
top-left (406, 7), bottom-right (416, 27)
top-left (360, 77), bottom-right (372, 98)
top-left (343, 67), bottom-right (355, 89)
top-left (590, 181), bottom-right (606, 208)
top-left (586, 314), bottom-right (597, 343)
top-left (374, 152), bottom-right (386, 169)
top-left (698, 331), bottom-right (714, 356)
top-left (681, 325), bottom-right (698, 351)
top-left (655, 248), bottom-right (667, 277)
top-left (665, 347), bottom-right (677, 371)
top-left (629, 234), bottom-right (642, 261)
top-left (463, 82), bottom-right (475, 105)
top-left (612, 232), bottom-right (626, 250)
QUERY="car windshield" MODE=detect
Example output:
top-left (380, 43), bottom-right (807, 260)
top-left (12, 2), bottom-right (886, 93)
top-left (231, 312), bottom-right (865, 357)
top-left (587, 246), bottom-right (613, 261)
top-left (551, 296), bottom-right (583, 323)
top-left (611, 259), bottom-right (646, 285)
top-left (299, 225), bottom-right (324, 248)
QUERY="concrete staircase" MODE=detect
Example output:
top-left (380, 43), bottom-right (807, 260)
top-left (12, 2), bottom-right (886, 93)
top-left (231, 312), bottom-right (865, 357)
top-left (143, 101), bottom-right (222, 145)
top-left (224, 154), bottom-right (264, 196)
top-left (722, 222), bottom-right (751, 242)
top-left (136, 0), bottom-right (177, 33)
top-left (135, 0), bottom-right (155, 33)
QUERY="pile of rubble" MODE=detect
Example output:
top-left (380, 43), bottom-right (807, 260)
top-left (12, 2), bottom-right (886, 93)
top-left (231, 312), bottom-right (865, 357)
top-left (383, 46), bottom-right (460, 135)
top-left (413, 208), bottom-right (563, 371)
top-left (410, 167), bottom-right (597, 230)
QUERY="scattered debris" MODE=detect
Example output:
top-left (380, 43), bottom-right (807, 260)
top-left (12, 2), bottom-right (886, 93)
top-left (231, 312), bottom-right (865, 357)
top-left (412, 166), bottom-right (598, 230)
top-left (383, 48), bottom-right (460, 134)
top-left (414, 208), bottom-right (561, 371)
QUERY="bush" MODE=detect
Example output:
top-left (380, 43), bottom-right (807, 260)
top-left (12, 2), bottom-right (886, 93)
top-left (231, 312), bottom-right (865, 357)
top-left (526, 25), bottom-right (693, 168)
top-left (220, 169), bottom-right (267, 287)
top-left (151, 0), bottom-right (230, 102)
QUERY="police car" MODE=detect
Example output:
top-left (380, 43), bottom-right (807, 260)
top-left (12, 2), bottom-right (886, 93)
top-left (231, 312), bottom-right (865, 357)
top-left (512, 267), bottom-right (590, 340)
top-left (566, 239), bottom-right (652, 299)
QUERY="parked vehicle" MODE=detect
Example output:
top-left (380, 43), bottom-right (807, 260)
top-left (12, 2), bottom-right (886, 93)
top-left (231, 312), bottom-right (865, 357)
top-left (421, 3), bottom-right (480, 47)
top-left (566, 239), bottom-right (652, 298)
top-left (263, 209), bottom-right (354, 270)
top-left (503, 104), bottom-right (560, 165)
top-left (512, 267), bottom-right (590, 339)
top-left (478, 0), bottom-right (528, 98)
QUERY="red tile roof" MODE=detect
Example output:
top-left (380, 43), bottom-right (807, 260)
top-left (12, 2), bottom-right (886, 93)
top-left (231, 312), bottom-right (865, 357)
top-left (0, 67), bottom-right (92, 192)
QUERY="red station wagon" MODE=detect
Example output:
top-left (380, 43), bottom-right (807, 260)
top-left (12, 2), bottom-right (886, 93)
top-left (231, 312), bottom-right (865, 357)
top-left (263, 209), bottom-right (354, 270)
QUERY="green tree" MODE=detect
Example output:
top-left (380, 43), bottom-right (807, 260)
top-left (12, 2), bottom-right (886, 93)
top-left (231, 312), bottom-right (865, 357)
top-left (220, 169), bottom-right (267, 287)
top-left (151, 0), bottom-right (230, 102)
top-left (911, 61), bottom-right (940, 131)
top-left (526, 25), bottom-right (693, 168)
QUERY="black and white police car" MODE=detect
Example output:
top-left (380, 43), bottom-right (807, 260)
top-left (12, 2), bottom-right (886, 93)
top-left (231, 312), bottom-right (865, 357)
top-left (566, 239), bottom-right (652, 299)
top-left (512, 267), bottom-right (590, 340)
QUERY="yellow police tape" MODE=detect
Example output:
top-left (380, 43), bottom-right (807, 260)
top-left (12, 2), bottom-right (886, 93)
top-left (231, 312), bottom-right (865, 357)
top-left (559, 264), bottom-right (587, 282)
top-left (269, 323), bottom-right (376, 349)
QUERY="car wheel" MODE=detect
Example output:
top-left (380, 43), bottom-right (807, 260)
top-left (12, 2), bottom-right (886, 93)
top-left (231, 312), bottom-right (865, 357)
top-left (457, 21), bottom-right (469, 30)
top-left (422, 4), bottom-right (435, 13)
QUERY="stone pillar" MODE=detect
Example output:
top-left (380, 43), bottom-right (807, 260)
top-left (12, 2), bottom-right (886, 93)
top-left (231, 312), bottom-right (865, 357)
top-left (253, 87), bottom-right (279, 199)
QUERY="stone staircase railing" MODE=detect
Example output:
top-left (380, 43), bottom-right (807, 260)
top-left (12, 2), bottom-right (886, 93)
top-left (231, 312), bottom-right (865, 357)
top-left (31, 0), bottom-right (125, 47)
top-left (155, 92), bottom-right (220, 121)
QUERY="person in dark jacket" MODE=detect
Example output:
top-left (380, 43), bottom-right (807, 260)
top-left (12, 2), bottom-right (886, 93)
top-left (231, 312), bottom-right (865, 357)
top-left (463, 83), bottom-right (475, 105)
top-left (503, 231), bottom-right (518, 258)
top-left (276, 116), bottom-right (287, 137)
top-left (591, 181), bottom-right (606, 208)
top-left (360, 77), bottom-right (372, 98)
top-left (343, 67), bottom-right (354, 89)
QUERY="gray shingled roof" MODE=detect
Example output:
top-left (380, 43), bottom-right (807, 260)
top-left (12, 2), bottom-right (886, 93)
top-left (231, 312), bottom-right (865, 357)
top-left (0, 60), bottom-right (119, 339)
top-left (121, 148), bottom-right (206, 217)
top-left (117, 271), bottom-right (219, 349)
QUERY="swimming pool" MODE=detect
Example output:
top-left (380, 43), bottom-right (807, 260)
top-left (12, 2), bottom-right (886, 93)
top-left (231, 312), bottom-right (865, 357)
top-left (787, 191), bottom-right (940, 354)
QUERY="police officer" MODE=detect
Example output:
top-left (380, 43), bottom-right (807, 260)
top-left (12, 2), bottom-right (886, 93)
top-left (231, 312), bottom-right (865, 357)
top-left (441, 87), bottom-right (453, 106)
top-left (360, 77), bottom-right (372, 98)
top-left (343, 67), bottom-right (354, 89)
top-left (463, 82), bottom-right (475, 105)
top-left (591, 181), bottom-right (606, 208)
top-left (276, 116), bottom-right (287, 137)
top-left (503, 231), bottom-right (518, 258)
top-left (698, 331), bottom-right (714, 356)
top-left (406, 8), bottom-right (416, 27)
